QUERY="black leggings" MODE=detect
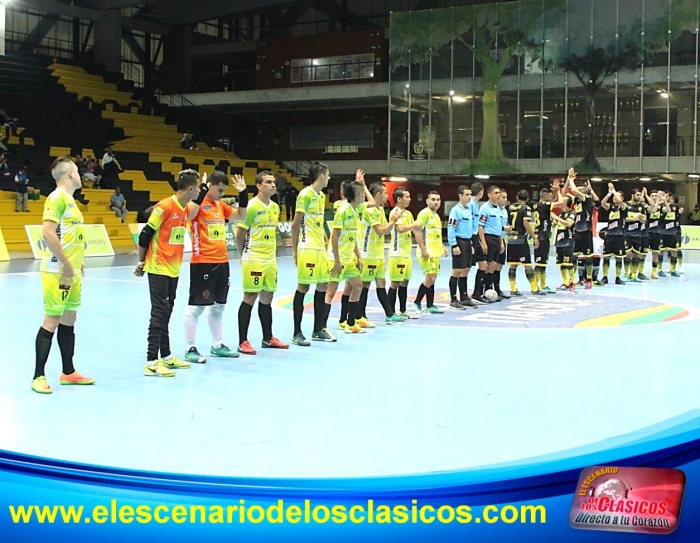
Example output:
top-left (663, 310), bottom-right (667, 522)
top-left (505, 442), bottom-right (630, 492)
top-left (147, 273), bottom-right (179, 361)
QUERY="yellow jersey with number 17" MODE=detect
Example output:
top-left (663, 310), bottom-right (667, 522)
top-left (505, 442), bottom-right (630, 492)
top-left (237, 197), bottom-right (279, 261)
top-left (417, 208), bottom-right (444, 258)
top-left (40, 188), bottom-right (85, 274)
top-left (296, 186), bottom-right (326, 250)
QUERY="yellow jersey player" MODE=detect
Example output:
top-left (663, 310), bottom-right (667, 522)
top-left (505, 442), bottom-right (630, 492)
top-left (235, 171), bottom-right (289, 354)
top-left (32, 157), bottom-right (96, 394)
top-left (413, 190), bottom-right (448, 314)
top-left (134, 170), bottom-right (201, 377)
top-left (290, 162), bottom-right (333, 345)
top-left (388, 187), bottom-right (419, 319)
top-left (320, 180), bottom-right (366, 334)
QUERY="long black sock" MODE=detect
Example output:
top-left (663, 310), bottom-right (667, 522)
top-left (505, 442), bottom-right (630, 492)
top-left (473, 270), bottom-right (485, 298)
top-left (377, 288), bottom-right (392, 317)
top-left (493, 270), bottom-right (502, 293)
top-left (293, 290), bottom-right (305, 336)
top-left (398, 286), bottom-right (408, 313)
top-left (238, 302), bottom-right (253, 344)
top-left (458, 277), bottom-right (468, 301)
top-left (449, 276), bottom-right (458, 301)
top-left (347, 301), bottom-right (359, 327)
top-left (258, 303), bottom-right (273, 342)
top-left (358, 287), bottom-right (369, 319)
top-left (388, 287), bottom-right (397, 313)
top-left (484, 273), bottom-right (493, 292)
top-left (321, 302), bottom-right (332, 330)
top-left (312, 289), bottom-right (325, 333)
top-left (414, 284), bottom-right (427, 307)
top-left (339, 294), bottom-right (350, 323)
top-left (57, 324), bottom-right (75, 375)
top-left (34, 327), bottom-right (54, 379)
top-left (426, 284), bottom-right (435, 307)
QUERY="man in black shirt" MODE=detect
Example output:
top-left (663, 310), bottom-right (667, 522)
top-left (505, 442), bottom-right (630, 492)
top-left (552, 197), bottom-right (576, 290)
top-left (564, 169), bottom-right (600, 290)
top-left (533, 182), bottom-right (565, 293)
top-left (623, 188), bottom-right (647, 282)
top-left (506, 190), bottom-right (543, 296)
top-left (599, 183), bottom-right (627, 285)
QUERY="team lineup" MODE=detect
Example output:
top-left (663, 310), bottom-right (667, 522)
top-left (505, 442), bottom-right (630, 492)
top-left (30, 160), bottom-right (686, 391)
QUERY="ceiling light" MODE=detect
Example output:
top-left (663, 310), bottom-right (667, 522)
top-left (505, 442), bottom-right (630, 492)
top-left (591, 177), bottom-right (602, 182)
top-left (660, 92), bottom-right (669, 99)
top-left (640, 177), bottom-right (651, 181)
top-left (451, 96), bottom-right (467, 103)
top-left (688, 174), bottom-right (699, 179)
top-left (475, 175), bottom-right (490, 179)
top-left (386, 176), bottom-right (407, 182)
top-left (449, 90), bottom-right (455, 96)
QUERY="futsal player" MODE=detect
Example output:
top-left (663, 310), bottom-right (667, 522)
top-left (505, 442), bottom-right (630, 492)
top-left (599, 183), bottom-right (627, 285)
top-left (357, 182), bottom-right (405, 324)
top-left (637, 187), bottom-right (653, 280)
top-left (506, 190), bottom-right (542, 296)
top-left (413, 190), bottom-right (448, 313)
top-left (647, 190), bottom-right (664, 279)
top-left (290, 162), bottom-right (333, 345)
top-left (321, 180), bottom-right (366, 334)
top-left (533, 182), bottom-right (565, 293)
top-left (135, 169), bottom-right (201, 377)
top-left (388, 187), bottom-right (419, 319)
top-left (552, 197), bottom-right (576, 291)
top-left (623, 188), bottom-right (647, 283)
top-left (565, 169), bottom-right (600, 289)
top-left (183, 171), bottom-right (248, 363)
top-left (447, 185), bottom-right (476, 309)
top-left (476, 186), bottom-right (504, 303)
top-left (32, 157), bottom-right (96, 394)
top-left (660, 193), bottom-right (681, 277)
top-left (235, 171), bottom-right (289, 354)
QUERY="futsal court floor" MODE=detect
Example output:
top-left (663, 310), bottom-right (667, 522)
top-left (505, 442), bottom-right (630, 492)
top-left (1, 250), bottom-right (699, 479)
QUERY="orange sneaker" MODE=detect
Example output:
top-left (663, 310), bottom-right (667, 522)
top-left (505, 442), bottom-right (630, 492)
top-left (60, 371), bottom-right (96, 385)
top-left (262, 337), bottom-right (290, 349)
top-left (237, 340), bottom-right (257, 355)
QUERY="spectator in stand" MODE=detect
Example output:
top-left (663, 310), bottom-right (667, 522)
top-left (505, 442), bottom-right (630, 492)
top-left (15, 165), bottom-right (30, 212)
top-left (110, 187), bottom-right (128, 223)
top-left (690, 204), bottom-right (700, 226)
top-left (0, 152), bottom-right (10, 177)
top-left (181, 133), bottom-right (198, 150)
top-left (101, 146), bottom-right (122, 188)
top-left (0, 109), bottom-right (18, 137)
top-left (82, 157), bottom-right (102, 188)
top-left (284, 184), bottom-right (299, 221)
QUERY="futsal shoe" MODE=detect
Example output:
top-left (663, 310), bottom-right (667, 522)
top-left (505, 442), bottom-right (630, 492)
top-left (651, 272), bottom-right (659, 279)
top-left (542, 287), bottom-right (556, 294)
top-left (292, 333), bottom-right (311, 347)
top-left (585, 280), bottom-right (592, 290)
top-left (385, 314), bottom-right (405, 324)
top-left (238, 341), bottom-right (257, 355)
top-left (496, 290), bottom-right (511, 299)
top-left (31, 376), bottom-right (52, 394)
top-left (144, 361), bottom-right (176, 377)
top-left (60, 371), bottom-right (96, 385)
top-left (312, 329), bottom-right (337, 342)
top-left (533, 290), bottom-right (547, 296)
top-left (510, 290), bottom-right (523, 297)
top-left (425, 305), bottom-right (445, 314)
top-left (337, 320), bottom-right (347, 330)
top-left (638, 273), bottom-right (649, 280)
top-left (449, 301), bottom-right (466, 310)
top-left (162, 356), bottom-right (190, 369)
top-left (185, 346), bottom-right (207, 363)
top-left (461, 298), bottom-right (478, 308)
top-left (629, 277), bottom-right (642, 283)
top-left (615, 277), bottom-right (626, 285)
top-left (568, 282), bottom-right (576, 291)
top-left (344, 323), bottom-right (366, 334)
top-left (671, 271), bottom-right (681, 277)
top-left (262, 337), bottom-right (289, 349)
top-left (557, 284), bottom-right (569, 291)
top-left (658, 271), bottom-right (667, 277)
top-left (356, 318), bottom-right (375, 328)
top-left (210, 344), bottom-right (239, 358)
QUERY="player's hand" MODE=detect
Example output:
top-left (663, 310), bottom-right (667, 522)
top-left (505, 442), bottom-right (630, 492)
top-left (568, 167), bottom-right (576, 180)
top-left (390, 208), bottom-right (404, 222)
top-left (231, 174), bottom-right (246, 193)
top-left (133, 262), bottom-right (145, 277)
top-left (356, 258), bottom-right (363, 272)
top-left (608, 182), bottom-right (615, 193)
top-left (452, 245), bottom-right (461, 256)
top-left (60, 264), bottom-right (75, 288)
top-left (331, 260), bottom-right (343, 276)
top-left (500, 243), bottom-right (505, 254)
top-left (504, 225), bottom-right (513, 233)
top-left (481, 241), bottom-right (487, 253)
top-left (355, 169), bottom-right (365, 184)
top-left (534, 238), bottom-right (540, 249)
top-left (421, 248), bottom-right (429, 259)
top-left (443, 247), bottom-right (449, 257)
top-left (293, 251), bottom-right (298, 266)
top-left (639, 214), bottom-right (647, 222)
top-left (471, 246), bottom-right (475, 255)
top-left (551, 178), bottom-right (561, 190)
top-left (202, 172), bottom-right (207, 184)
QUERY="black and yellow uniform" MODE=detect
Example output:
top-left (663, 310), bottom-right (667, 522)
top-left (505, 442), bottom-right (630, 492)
top-left (603, 205), bottom-right (626, 258)
top-left (555, 209), bottom-right (575, 266)
top-left (506, 202), bottom-right (532, 265)
top-left (661, 204), bottom-right (680, 250)
top-left (573, 195), bottom-right (594, 256)
top-left (534, 201), bottom-right (552, 267)
top-left (624, 202), bottom-right (644, 254)
top-left (639, 203), bottom-right (650, 254)
top-left (648, 208), bottom-right (663, 252)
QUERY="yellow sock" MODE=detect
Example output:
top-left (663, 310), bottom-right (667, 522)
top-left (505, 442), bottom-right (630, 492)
top-left (586, 264), bottom-right (593, 280)
top-left (539, 268), bottom-right (547, 289)
top-left (670, 259), bottom-right (677, 272)
top-left (509, 275), bottom-right (517, 292)
top-left (560, 266), bottom-right (568, 284)
top-left (527, 269), bottom-right (538, 291)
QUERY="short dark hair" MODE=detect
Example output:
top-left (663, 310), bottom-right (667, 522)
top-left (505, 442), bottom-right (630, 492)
top-left (340, 179), bottom-right (352, 197)
top-left (393, 187), bottom-right (408, 201)
top-left (631, 188), bottom-right (642, 196)
top-left (427, 190), bottom-right (440, 198)
top-left (471, 182), bottom-right (484, 195)
top-left (488, 185), bottom-right (500, 195)
top-left (51, 157), bottom-right (75, 181)
top-left (177, 169), bottom-right (200, 190)
top-left (208, 170), bottom-right (229, 186)
top-left (255, 170), bottom-right (273, 185)
top-left (369, 182), bottom-right (386, 197)
top-left (343, 180), bottom-right (363, 201)
top-left (540, 187), bottom-right (551, 195)
top-left (458, 185), bottom-right (470, 196)
top-left (517, 190), bottom-right (529, 202)
top-left (309, 161), bottom-right (328, 182)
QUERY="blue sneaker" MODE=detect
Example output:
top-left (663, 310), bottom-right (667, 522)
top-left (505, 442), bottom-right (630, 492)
top-left (670, 271), bottom-right (681, 277)
top-left (425, 305), bottom-right (445, 314)
top-left (658, 271), bottom-right (667, 277)
top-left (210, 344), bottom-right (240, 358)
top-left (385, 314), bottom-right (404, 324)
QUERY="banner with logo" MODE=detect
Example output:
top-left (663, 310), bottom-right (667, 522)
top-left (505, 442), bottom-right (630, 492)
top-left (680, 225), bottom-right (700, 250)
top-left (25, 225), bottom-right (114, 260)
top-left (0, 227), bottom-right (10, 261)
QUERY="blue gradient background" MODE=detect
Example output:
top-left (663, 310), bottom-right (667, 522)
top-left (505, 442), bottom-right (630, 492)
top-left (2, 411), bottom-right (700, 541)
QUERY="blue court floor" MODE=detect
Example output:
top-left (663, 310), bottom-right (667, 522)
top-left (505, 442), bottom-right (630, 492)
top-left (1, 250), bottom-right (699, 479)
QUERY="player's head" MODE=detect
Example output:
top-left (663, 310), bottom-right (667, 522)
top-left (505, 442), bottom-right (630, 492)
top-left (427, 190), bottom-right (441, 211)
top-left (207, 170), bottom-right (229, 200)
top-left (470, 182), bottom-right (484, 200)
top-left (631, 188), bottom-right (643, 203)
top-left (612, 190), bottom-right (625, 206)
top-left (309, 161), bottom-right (330, 188)
top-left (344, 180), bottom-right (365, 206)
top-left (563, 195), bottom-right (573, 208)
top-left (516, 190), bottom-right (529, 203)
top-left (393, 187), bottom-right (411, 209)
top-left (338, 179), bottom-right (353, 202)
top-left (370, 182), bottom-right (388, 206)
top-left (487, 185), bottom-right (500, 203)
top-left (498, 190), bottom-right (508, 207)
top-left (51, 156), bottom-right (80, 190)
top-left (458, 185), bottom-right (472, 206)
top-left (177, 169), bottom-right (201, 202)
top-left (255, 170), bottom-right (276, 200)
top-left (672, 194), bottom-right (680, 204)
top-left (539, 187), bottom-right (552, 202)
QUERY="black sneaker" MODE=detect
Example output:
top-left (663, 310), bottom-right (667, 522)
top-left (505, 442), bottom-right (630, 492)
top-left (615, 277), bottom-right (626, 285)
top-left (496, 291), bottom-right (511, 299)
